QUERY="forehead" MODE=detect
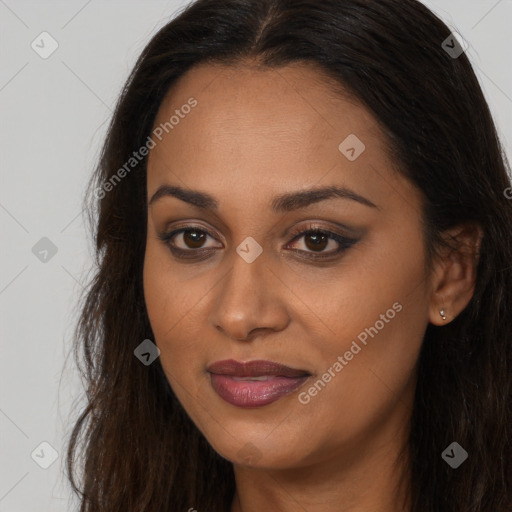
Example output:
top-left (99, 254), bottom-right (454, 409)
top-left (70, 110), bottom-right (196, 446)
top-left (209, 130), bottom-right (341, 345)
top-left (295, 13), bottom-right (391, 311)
top-left (151, 60), bottom-right (383, 146)
top-left (146, 61), bottom-right (397, 206)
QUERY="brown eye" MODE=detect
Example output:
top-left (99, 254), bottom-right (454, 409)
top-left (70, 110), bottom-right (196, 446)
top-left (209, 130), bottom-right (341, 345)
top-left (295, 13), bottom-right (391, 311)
top-left (158, 227), bottom-right (222, 255)
top-left (287, 228), bottom-right (356, 258)
top-left (181, 229), bottom-right (207, 249)
top-left (158, 224), bottom-right (357, 262)
top-left (303, 232), bottom-right (329, 252)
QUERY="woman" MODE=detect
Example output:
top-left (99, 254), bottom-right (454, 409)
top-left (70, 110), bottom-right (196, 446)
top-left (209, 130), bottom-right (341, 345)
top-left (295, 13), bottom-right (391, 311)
top-left (66, 0), bottom-right (512, 511)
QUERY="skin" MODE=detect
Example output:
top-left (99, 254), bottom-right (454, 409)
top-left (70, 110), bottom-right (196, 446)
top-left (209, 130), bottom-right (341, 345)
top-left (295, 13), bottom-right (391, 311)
top-left (143, 60), bottom-right (481, 512)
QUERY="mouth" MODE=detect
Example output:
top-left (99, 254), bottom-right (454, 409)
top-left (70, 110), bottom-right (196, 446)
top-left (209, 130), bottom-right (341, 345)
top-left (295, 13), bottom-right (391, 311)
top-left (207, 359), bottom-right (311, 408)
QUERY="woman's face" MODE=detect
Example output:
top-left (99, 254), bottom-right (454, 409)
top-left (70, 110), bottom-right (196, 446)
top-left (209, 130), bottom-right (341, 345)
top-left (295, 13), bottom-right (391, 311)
top-left (143, 61), bottom-right (435, 470)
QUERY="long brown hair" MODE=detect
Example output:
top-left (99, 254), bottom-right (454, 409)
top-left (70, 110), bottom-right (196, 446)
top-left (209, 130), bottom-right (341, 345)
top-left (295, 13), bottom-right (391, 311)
top-left (66, 0), bottom-right (512, 510)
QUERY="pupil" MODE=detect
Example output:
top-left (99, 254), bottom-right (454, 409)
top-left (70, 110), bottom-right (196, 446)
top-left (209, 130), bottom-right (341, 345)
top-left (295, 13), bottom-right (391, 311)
top-left (184, 230), bottom-right (205, 248)
top-left (306, 233), bottom-right (327, 251)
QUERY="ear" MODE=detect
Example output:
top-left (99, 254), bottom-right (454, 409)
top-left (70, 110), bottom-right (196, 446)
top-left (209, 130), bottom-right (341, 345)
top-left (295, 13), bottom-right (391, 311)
top-left (428, 222), bottom-right (483, 326)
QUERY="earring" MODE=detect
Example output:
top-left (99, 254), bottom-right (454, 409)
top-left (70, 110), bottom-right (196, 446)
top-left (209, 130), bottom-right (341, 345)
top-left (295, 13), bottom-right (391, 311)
top-left (440, 309), bottom-right (447, 321)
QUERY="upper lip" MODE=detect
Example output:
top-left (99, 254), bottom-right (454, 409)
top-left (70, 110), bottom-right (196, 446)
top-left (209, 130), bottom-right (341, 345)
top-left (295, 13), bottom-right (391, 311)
top-left (207, 359), bottom-right (310, 378)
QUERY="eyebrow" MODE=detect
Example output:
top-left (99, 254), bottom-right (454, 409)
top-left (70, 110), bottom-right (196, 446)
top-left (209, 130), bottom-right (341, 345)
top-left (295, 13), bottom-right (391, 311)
top-left (148, 184), bottom-right (378, 212)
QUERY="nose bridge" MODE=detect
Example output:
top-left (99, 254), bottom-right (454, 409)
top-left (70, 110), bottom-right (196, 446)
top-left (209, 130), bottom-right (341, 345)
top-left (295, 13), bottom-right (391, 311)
top-left (209, 239), bottom-right (288, 340)
top-left (218, 242), bottom-right (268, 314)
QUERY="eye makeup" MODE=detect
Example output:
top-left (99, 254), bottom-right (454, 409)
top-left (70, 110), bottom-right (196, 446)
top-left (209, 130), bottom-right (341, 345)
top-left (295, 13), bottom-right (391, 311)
top-left (157, 220), bottom-right (360, 262)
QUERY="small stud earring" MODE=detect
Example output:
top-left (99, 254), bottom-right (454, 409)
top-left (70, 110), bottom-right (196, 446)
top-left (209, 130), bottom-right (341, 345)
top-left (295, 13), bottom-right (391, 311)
top-left (440, 309), bottom-right (447, 321)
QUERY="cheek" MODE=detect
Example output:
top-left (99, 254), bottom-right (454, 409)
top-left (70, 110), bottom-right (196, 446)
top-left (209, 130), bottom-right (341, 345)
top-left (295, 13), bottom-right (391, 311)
top-left (298, 226), bottom-right (428, 360)
top-left (297, 232), bottom-right (429, 440)
top-left (142, 244), bottom-right (208, 381)
top-left (143, 259), bottom-right (210, 429)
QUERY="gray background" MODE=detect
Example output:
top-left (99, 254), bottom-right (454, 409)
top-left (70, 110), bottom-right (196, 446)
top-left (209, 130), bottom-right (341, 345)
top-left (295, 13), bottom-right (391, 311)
top-left (1, 1), bottom-right (511, 510)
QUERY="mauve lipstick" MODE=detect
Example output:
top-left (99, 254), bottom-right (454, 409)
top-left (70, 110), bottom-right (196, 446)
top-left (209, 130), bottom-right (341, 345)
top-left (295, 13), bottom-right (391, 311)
top-left (207, 359), bottom-right (310, 408)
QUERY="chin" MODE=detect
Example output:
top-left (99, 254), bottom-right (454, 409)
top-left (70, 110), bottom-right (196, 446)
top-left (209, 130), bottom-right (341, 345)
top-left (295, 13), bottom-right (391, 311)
top-left (200, 422), bottom-right (311, 470)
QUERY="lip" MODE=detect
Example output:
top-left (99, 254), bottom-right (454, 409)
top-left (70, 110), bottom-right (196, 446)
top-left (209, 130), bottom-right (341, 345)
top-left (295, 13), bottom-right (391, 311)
top-left (207, 359), bottom-right (311, 408)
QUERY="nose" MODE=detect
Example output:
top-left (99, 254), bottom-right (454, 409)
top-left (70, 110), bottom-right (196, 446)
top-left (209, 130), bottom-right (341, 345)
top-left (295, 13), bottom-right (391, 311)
top-left (208, 248), bottom-right (290, 342)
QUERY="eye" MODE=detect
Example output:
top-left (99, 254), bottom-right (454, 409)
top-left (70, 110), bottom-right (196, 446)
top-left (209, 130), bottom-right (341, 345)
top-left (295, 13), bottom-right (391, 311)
top-left (285, 223), bottom-right (357, 259)
top-left (158, 222), bottom-right (358, 261)
top-left (158, 226), bottom-right (221, 258)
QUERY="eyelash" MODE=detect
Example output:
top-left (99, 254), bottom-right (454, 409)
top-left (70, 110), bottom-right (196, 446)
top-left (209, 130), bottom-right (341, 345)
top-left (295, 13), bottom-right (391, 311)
top-left (158, 222), bottom-right (358, 261)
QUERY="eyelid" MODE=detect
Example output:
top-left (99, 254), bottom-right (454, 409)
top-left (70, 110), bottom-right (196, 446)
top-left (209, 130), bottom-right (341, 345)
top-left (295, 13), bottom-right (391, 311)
top-left (159, 220), bottom-right (358, 260)
top-left (285, 221), bottom-right (356, 240)
top-left (160, 224), bottom-right (222, 249)
top-left (284, 223), bottom-right (358, 257)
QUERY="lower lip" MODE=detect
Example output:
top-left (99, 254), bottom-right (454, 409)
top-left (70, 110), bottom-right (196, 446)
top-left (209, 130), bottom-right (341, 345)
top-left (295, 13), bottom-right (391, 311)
top-left (209, 374), bottom-right (309, 408)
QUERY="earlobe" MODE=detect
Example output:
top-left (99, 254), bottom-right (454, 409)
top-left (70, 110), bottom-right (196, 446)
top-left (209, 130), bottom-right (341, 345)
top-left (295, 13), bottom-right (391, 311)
top-left (429, 300), bottom-right (451, 326)
top-left (428, 223), bottom-right (483, 326)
